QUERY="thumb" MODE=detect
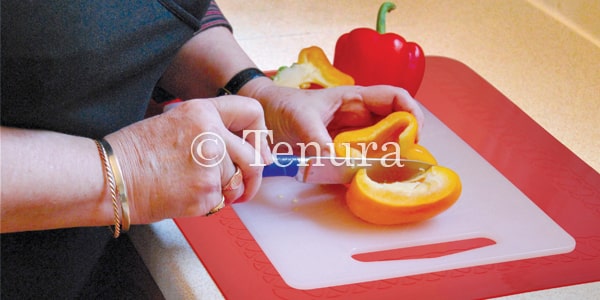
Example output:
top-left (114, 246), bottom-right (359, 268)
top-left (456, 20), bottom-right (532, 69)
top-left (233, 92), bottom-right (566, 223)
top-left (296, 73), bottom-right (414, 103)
top-left (295, 116), bottom-right (334, 157)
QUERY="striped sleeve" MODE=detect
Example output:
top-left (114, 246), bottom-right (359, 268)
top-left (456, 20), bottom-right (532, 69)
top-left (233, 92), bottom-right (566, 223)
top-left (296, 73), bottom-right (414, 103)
top-left (199, 0), bottom-right (232, 32)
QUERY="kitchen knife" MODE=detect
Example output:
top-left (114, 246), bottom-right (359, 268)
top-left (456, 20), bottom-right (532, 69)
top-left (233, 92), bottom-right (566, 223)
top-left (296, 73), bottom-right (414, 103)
top-left (262, 155), bottom-right (433, 184)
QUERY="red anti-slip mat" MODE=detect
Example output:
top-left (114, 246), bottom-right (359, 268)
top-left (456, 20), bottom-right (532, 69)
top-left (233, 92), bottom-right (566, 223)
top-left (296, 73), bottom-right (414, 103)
top-left (175, 56), bottom-right (600, 299)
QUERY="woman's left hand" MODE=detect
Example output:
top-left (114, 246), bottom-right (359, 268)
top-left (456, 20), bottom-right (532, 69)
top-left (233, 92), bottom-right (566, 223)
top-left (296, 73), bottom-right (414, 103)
top-left (248, 81), bottom-right (425, 156)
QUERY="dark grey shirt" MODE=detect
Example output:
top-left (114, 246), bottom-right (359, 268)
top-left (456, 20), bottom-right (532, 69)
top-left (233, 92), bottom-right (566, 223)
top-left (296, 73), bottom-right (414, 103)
top-left (1, 0), bottom-right (230, 138)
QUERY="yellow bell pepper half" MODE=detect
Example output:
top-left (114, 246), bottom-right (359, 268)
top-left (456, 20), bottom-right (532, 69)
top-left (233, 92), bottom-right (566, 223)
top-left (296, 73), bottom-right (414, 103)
top-left (272, 46), bottom-right (355, 88)
top-left (333, 111), bottom-right (437, 164)
top-left (333, 111), bottom-right (462, 225)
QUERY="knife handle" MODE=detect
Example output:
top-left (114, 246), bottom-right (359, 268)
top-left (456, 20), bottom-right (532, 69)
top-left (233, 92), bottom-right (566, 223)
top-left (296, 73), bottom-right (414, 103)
top-left (262, 155), bottom-right (300, 178)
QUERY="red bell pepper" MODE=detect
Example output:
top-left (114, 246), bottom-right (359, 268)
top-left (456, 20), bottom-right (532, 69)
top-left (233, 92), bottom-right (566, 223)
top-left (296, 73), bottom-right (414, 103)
top-left (333, 2), bottom-right (425, 97)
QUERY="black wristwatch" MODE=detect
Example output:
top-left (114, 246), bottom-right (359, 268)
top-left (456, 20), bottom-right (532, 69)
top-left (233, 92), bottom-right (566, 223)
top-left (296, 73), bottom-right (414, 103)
top-left (217, 67), bottom-right (267, 96)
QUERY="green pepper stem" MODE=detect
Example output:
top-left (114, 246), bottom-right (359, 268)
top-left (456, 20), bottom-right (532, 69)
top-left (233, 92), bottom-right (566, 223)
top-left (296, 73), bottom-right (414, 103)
top-left (376, 2), bottom-right (396, 34)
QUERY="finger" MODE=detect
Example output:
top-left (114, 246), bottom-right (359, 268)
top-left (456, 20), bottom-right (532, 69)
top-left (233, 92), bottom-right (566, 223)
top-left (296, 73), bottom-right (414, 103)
top-left (329, 100), bottom-right (374, 129)
top-left (194, 173), bottom-right (226, 217)
top-left (221, 130), bottom-right (263, 203)
top-left (293, 112), bottom-right (335, 156)
top-left (210, 96), bottom-right (269, 201)
top-left (185, 98), bottom-right (265, 203)
top-left (220, 155), bottom-right (245, 205)
top-left (187, 122), bottom-right (243, 208)
top-left (357, 85), bottom-right (425, 140)
top-left (210, 96), bottom-right (273, 165)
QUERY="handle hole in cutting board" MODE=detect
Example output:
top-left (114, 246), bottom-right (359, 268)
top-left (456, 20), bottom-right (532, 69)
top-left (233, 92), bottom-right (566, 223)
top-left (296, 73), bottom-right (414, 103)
top-left (352, 237), bottom-right (496, 261)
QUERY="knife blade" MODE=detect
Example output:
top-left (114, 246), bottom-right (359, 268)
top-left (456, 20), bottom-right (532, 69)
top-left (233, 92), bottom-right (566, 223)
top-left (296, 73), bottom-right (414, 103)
top-left (262, 155), bottom-right (433, 184)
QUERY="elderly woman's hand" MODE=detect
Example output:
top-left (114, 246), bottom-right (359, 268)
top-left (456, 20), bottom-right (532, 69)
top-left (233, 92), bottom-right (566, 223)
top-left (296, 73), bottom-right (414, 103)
top-left (104, 96), bottom-right (271, 224)
top-left (249, 82), bottom-right (425, 155)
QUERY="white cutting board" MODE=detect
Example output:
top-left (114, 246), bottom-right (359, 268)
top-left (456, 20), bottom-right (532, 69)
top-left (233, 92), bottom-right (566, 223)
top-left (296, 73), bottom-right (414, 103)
top-left (232, 106), bottom-right (575, 290)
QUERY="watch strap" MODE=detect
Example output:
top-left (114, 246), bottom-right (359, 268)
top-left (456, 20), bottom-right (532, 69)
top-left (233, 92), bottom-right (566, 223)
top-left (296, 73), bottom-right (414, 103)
top-left (217, 67), bottom-right (266, 96)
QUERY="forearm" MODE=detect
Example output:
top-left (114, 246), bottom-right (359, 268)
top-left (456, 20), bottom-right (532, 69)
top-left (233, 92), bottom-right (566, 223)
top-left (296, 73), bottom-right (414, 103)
top-left (1, 126), bottom-right (113, 233)
top-left (158, 26), bottom-right (272, 99)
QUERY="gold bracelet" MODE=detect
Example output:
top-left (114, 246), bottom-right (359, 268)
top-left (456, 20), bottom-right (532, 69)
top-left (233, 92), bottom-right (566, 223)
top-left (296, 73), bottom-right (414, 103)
top-left (99, 138), bottom-right (131, 233)
top-left (95, 140), bottom-right (121, 238)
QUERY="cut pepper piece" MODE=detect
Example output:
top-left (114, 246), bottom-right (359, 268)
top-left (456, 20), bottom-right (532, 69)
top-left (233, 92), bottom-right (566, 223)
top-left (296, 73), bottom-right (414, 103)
top-left (333, 110), bottom-right (461, 225)
top-left (346, 166), bottom-right (462, 225)
top-left (333, 111), bottom-right (436, 164)
top-left (273, 46), bottom-right (355, 88)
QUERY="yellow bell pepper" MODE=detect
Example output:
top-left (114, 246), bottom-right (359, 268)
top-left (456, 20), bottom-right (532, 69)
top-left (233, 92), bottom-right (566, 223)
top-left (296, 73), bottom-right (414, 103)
top-left (333, 111), bottom-right (462, 225)
top-left (272, 46), bottom-right (355, 88)
top-left (333, 111), bottom-right (437, 164)
top-left (347, 166), bottom-right (461, 225)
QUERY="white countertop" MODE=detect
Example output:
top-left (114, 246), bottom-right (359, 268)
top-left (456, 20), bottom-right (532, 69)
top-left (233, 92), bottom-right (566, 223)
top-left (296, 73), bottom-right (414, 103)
top-left (131, 0), bottom-right (600, 299)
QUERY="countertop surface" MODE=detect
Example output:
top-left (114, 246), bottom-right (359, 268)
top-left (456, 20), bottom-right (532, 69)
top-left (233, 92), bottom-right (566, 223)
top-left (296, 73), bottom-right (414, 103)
top-left (130, 0), bottom-right (600, 299)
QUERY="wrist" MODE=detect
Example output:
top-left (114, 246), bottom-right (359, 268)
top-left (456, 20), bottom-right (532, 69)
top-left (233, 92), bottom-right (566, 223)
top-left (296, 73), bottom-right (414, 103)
top-left (95, 137), bottom-right (132, 236)
top-left (237, 75), bottom-right (276, 102)
top-left (103, 134), bottom-right (139, 229)
top-left (217, 67), bottom-right (269, 97)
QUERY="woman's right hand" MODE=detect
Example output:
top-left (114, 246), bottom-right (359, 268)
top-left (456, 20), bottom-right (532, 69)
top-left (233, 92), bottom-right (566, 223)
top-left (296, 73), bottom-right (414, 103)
top-left (105, 96), bottom-right (272, 224)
